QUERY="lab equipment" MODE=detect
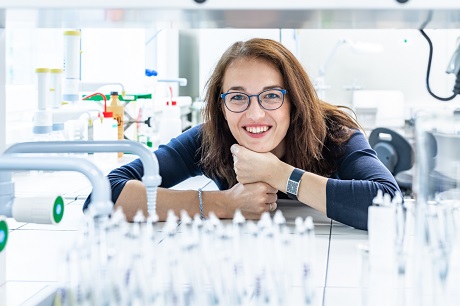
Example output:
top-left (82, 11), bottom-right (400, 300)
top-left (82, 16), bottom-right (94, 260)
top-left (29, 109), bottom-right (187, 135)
top-left (191, 99), bottom-right (205, 126)
top-left (55, 209), bottom-right (316, 306)
top-left (0, 156), bottom-right (107, 290)
top-left (62, 30), bottom-right (81, 103)
top-left (49, 68), bottom-right (63, 109)
top-left (419, 27), bottom-right (460, 101)
top-left (12, 195), bottom-right (64, 225)
top-left (446, 36), bottom-right (460, 81)
top-left (33, 68), bottom-right (52, 138)
top-left (369, 127), bottom-right (414, 195)
top-left (0, 217), bottom-right (6, 253)
top-left (367, 190), bottom-right (398, 306)
top-left (158, 100), bottom-right (182, 145)
top-left (106, 91), bottom-right (124, 157)
top-left (0, 156), bottom-right (112, 219)
top-left (80, 81), bottom-right (126, 97)
top-left (92, 114), bottom-right (118, 161)
top-left (49, 68), bottom-right (66, 141)
top-left (412, 109), bottom-right (460, 303)
top-left (82, 92), bottom-right (117, 160)
top-left (367, 194), bottom-right (407, 306)
top-left (314, 38), bottom-right (383, 100)
top-left (3, 140), bottom-right (161, 219)
top-left (0, 216), bottom-right (7, 285)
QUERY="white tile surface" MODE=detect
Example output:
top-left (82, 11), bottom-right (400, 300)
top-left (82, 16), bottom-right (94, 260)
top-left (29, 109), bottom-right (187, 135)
top-left (6, 230), bottom-right (79, 282)
top-left (326, 234), bottom-right (369, 288)
top-left (6, 218), bottom-right (26, 231)
top-left (0, 281), bottom-right (50, 306)
top-left (331, 223), bottom-right (367, 235)
top-left (172, 175), bottom-right (213, 190)
top-left (323, 287), bottom-right (365, 306)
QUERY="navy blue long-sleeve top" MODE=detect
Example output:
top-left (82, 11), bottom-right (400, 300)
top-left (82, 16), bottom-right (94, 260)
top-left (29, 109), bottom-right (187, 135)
top-left (83, 124), bottom-right (400, 230)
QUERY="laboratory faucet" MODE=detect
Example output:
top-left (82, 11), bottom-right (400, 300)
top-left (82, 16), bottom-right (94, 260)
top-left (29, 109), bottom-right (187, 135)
top-left (0, 156), bottom-right (113, 219)
top-left (3, 140), bottom-right (162, 219)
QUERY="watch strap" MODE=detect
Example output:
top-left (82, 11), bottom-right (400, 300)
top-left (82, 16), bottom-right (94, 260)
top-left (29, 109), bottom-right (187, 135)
top-left (286, 168), bottom-right (305, 200)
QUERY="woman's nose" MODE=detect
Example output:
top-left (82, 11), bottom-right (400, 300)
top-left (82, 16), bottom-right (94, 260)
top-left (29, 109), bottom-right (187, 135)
top-left (245, 96), bottom-right (265, 119)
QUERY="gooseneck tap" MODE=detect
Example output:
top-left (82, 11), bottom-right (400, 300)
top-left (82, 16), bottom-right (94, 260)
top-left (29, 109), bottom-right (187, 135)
top-left (0, 156), bottom-right (112, 218)
top-left (3, 140), bottom-right (161, 218)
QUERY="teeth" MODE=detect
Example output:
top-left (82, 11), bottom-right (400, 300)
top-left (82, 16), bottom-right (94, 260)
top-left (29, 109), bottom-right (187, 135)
top-left (245, 126), bottom-right (269, 134)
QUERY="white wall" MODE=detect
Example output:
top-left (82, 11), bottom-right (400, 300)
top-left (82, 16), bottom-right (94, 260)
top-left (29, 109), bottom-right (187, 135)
top-left (81, 28), bottom-right (146, 93)
top-left (198, 29), bottom-right (281, 99)
top-left (297, 29), bottom-right (460, 120)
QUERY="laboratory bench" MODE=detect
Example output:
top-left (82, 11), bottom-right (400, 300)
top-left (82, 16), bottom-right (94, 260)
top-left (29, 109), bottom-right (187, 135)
top-left (0, 158), bottom-right (453, 306)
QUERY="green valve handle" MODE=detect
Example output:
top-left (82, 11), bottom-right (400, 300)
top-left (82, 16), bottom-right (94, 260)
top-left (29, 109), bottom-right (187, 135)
top-left (53, 196), bottom-right (65, 224)
top-left (0, 218), bottom-right (8, 253)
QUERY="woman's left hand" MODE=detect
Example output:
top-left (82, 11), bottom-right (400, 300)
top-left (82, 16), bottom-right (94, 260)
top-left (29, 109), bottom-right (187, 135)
top-left (231, 144), bottom-right (280, 185)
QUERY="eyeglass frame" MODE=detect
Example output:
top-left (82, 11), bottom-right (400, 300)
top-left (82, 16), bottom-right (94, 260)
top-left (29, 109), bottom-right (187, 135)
top-left (220, 88), bottom-right (287, 113)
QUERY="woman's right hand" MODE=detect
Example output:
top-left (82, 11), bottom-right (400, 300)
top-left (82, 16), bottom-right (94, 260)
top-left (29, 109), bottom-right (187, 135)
top-left (224, 182), bottom-right (278, 219)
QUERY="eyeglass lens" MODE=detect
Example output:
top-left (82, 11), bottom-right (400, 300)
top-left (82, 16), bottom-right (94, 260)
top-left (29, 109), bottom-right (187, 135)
top-left (223, 89), bottom-right (284, 112)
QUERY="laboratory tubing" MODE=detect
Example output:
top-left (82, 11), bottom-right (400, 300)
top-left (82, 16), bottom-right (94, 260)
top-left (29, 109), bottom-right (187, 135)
top-left (63, 30), bottom-right (81, 103)
top-left (106, 91), bottom-right (125, 157)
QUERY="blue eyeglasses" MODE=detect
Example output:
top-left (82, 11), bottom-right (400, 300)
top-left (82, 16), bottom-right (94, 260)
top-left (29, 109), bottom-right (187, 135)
top-left (220, 88), bottom-right (287, 113)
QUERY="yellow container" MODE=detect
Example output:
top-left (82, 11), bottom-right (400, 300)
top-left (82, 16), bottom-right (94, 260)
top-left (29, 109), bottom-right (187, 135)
top-left (106, 91), bottom-right (124, 158)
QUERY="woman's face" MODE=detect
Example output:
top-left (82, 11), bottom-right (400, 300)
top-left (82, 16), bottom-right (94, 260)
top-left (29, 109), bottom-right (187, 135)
top-left (222, 58), bottom-right (290, 158)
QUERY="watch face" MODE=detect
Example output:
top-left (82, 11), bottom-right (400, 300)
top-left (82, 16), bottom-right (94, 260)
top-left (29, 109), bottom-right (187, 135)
top-left (287, 180), bottom-right (298, 195)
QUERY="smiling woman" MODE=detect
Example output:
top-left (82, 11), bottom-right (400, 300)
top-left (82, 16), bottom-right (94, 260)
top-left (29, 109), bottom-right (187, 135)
top-left (84, 38), bottom-right (401, 230)
top-left (221, 58), bottom-right (290, 156)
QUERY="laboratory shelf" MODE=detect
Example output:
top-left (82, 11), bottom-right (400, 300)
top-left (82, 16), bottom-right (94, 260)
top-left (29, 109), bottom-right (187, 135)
top-left (1, 1), bottom-right (460, 29)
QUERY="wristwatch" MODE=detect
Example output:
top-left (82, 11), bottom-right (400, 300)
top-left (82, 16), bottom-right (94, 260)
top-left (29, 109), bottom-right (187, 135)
top-left (286, 168), bottom-right (305, 200)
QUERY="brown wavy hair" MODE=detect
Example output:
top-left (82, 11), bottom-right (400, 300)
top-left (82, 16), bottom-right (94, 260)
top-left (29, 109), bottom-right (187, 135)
top-left (200, 38), bottom-right (361, 188)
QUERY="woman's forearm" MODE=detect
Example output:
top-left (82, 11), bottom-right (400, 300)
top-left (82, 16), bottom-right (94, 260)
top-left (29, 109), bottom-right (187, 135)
top-left (266, 160), bottom-right (328, 215)
top-left (114, 180), bottom-right (233, 221)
